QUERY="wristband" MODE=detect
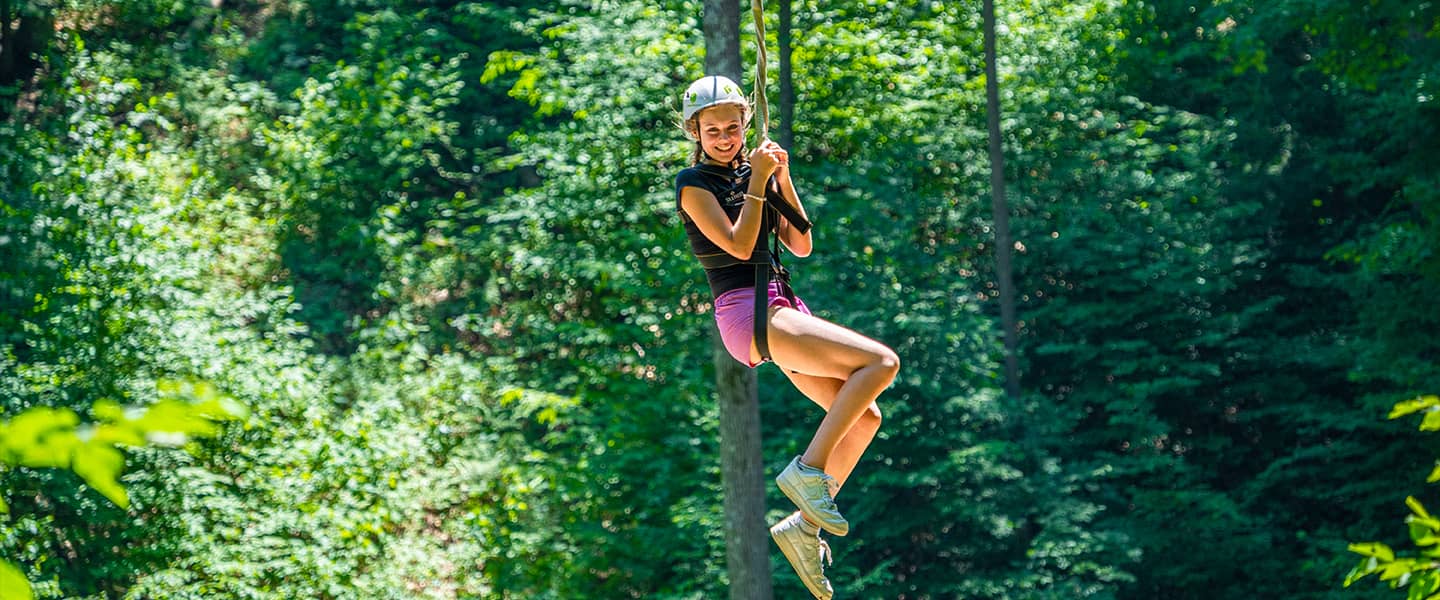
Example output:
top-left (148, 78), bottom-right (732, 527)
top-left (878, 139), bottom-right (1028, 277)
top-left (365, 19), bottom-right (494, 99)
top-left (744, 193), bottom-right (766, 203)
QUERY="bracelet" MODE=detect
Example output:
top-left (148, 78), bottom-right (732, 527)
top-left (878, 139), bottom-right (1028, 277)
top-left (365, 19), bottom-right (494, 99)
top-left (744, 193), bottom-right (766, 203)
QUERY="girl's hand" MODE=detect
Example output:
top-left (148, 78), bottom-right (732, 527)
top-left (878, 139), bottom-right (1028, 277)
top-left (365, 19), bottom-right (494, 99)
top-left (748, 140), bottom-right (787, 178)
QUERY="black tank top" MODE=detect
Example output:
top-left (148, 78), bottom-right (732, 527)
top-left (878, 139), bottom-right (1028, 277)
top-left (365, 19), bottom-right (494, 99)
top-left (675, 162), bottom-right (782, 299)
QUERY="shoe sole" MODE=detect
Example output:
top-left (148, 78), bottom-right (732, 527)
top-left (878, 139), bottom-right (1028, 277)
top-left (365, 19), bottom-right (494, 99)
top-left (777, 473), bottom-right (849, 537)
top-left (770, 525), bottom-right (834, 600)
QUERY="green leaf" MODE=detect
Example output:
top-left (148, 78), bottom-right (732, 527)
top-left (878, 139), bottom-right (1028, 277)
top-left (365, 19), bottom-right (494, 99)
top-left (1407, 574), bottom-right (1428, 600)
top-left (1421, 410), bottom-right (1440, 432)
top-left (1351, 542), bottom-right (1397, 562)
top-left (91, 400), bottom-right (126, 423)
top-left (0, 560), bottom-right (33, 600)
top-left (1, 408), bottom-right (79, 467)
top-left (71, 443), bottom-right (129, 509)
top-left (1411, 520), bottom-right (1440, 546)
top-left (1410, 496), bottom-right (1434, 521)
top-left (1379, 559), bottom-right (1411, 581)
top-left (1345, 557), bottom-right (1381, 587)
top-left (132, 400), bottom-right (217, 439)
top-left (88, 423), bottom-right (146, 447)
top-left (16, 432), bottom-right (79, 470)
top-left (1418, 571), bottom-right (1440, 595)
top-left (1393, 396), bottom-right (1440, 419)
top-left (193, 396), bottom-right (248, 422)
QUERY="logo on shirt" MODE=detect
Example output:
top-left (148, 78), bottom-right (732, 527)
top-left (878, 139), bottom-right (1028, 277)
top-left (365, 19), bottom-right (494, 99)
top-left (721, 163), bottom-right (751, 207)
top-left (720, 189), bottom-right (744, 207)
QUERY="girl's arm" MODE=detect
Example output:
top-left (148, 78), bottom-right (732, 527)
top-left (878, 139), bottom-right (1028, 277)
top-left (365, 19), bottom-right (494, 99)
top-left (774, 168), bottom-right (812, 257)
top-left (680, 142), bottom-right (785, 259)
top-left (680, 185), bottom-right (769, 260)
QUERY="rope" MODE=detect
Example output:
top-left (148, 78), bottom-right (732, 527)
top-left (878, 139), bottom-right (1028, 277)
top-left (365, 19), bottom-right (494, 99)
top-left (748, 0), bottom-right (786, 364)
top-left (751, 0), bottom-right (769, 145)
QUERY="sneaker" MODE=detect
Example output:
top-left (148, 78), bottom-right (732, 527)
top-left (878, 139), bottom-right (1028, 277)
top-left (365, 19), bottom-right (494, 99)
top-left (770, 511), bottom-right (834, 600)
top-left (776, 456), bottom-right (849, 536)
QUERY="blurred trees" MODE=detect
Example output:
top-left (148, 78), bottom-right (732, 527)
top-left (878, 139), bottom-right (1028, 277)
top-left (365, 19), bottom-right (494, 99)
top-left (0, 0), bottom-right (1432, 598)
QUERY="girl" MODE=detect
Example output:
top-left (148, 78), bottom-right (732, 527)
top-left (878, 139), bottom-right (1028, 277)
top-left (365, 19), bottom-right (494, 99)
top-left (674, 75), bottom-right (901, 600)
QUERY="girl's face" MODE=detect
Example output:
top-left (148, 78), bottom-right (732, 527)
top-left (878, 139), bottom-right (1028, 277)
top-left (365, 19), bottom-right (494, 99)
top-left (697, 104), bottom-right (745, 163)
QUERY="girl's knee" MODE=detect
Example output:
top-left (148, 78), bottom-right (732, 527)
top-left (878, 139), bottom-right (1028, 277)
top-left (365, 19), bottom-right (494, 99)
top-left (849, 347), bottom-right (899, 380)
top-left (875, 347), bottom-right (900, 378)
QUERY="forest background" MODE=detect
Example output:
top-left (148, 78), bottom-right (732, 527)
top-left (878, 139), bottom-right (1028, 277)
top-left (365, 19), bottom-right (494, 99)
top-left (1, 0), bottom-right (1437, 598)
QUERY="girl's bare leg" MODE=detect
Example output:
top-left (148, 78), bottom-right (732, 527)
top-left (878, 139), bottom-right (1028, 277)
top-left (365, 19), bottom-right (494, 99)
top-left (755, 305), bottom-right (899, 473)
top-left (781, 371), bottom-right (882, 496)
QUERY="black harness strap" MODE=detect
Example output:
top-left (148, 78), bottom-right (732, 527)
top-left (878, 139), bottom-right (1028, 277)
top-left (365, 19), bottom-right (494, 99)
top-left (699, 187), bottom-right (812, 364)
top-left (754, 192), bottom-right (810, 362)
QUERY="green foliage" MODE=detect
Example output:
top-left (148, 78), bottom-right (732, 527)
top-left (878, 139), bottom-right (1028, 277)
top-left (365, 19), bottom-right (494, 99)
top-left (0, 380), bottom-right (243, 600)
top-left (1114, 1), bottom-right (1433, 596)
top-left (1346, 396), bottom-right (1440, 597)
top-left (0, 560), bottom-right (34, 600)
top-left (1, 1), bottom-right (559, 597)
top-left (1, 381), bottom-right (242, 510)
top-left (0, 0), bottom-right (1433, 597)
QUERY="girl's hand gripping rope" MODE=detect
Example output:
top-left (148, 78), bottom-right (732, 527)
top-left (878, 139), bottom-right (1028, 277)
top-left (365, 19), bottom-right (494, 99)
top-left (748, 139), bottom-right (788, 180)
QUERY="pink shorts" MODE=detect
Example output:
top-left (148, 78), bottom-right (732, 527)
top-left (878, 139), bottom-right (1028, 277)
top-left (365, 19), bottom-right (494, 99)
top-left (714, 282), bottom-right (811, 367)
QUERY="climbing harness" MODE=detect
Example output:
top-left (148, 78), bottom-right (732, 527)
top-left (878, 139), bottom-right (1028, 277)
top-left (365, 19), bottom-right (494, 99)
top-left (692, 162), bottom-right (810, 364)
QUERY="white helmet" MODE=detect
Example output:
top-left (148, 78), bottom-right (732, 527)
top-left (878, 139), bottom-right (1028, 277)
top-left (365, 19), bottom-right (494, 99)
top-left (681, 75), bottom-right (748, 121)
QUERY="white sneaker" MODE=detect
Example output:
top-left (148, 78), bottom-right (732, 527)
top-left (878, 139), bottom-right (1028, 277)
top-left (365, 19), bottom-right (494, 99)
top-left (776, 456), bottom-right (849, 536)
top-left (770, 511), bottom-right (834, 599)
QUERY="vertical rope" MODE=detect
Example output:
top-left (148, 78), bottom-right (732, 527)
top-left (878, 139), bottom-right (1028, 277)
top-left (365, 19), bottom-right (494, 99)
top-left (751, 0), bottom-right (769, 145)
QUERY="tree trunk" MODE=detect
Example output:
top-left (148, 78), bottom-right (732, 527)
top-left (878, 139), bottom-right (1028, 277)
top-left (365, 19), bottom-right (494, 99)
top-left (704, 1), bottom-right (774, 598)
top-left (982, 0), bottom-right (1021, 401)
top-left (711, 332), bottom-right (772, 600)
top-left (704, 0), bottom-right (742, 81)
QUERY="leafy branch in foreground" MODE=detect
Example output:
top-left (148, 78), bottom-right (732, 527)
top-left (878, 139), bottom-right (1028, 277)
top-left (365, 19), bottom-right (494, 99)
top-left (0, 380), bottom-right (245, 600)
top-left (1345, 395), bottom-right (1440, 597)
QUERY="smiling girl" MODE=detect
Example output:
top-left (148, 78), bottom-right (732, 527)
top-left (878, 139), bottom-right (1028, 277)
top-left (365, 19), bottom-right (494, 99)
top-left (673, 75), bottom-right (901, 600)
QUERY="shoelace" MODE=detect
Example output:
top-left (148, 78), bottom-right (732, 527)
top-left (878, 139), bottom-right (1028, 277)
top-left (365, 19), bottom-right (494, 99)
top-left (816, 538), bottom-right (833, 567)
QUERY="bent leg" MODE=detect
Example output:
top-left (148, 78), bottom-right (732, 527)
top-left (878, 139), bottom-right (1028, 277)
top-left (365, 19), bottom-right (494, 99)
top-left (783, 371), bottom-right (882, 496)
top-left (765, 306), bottom-right (899, 472)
